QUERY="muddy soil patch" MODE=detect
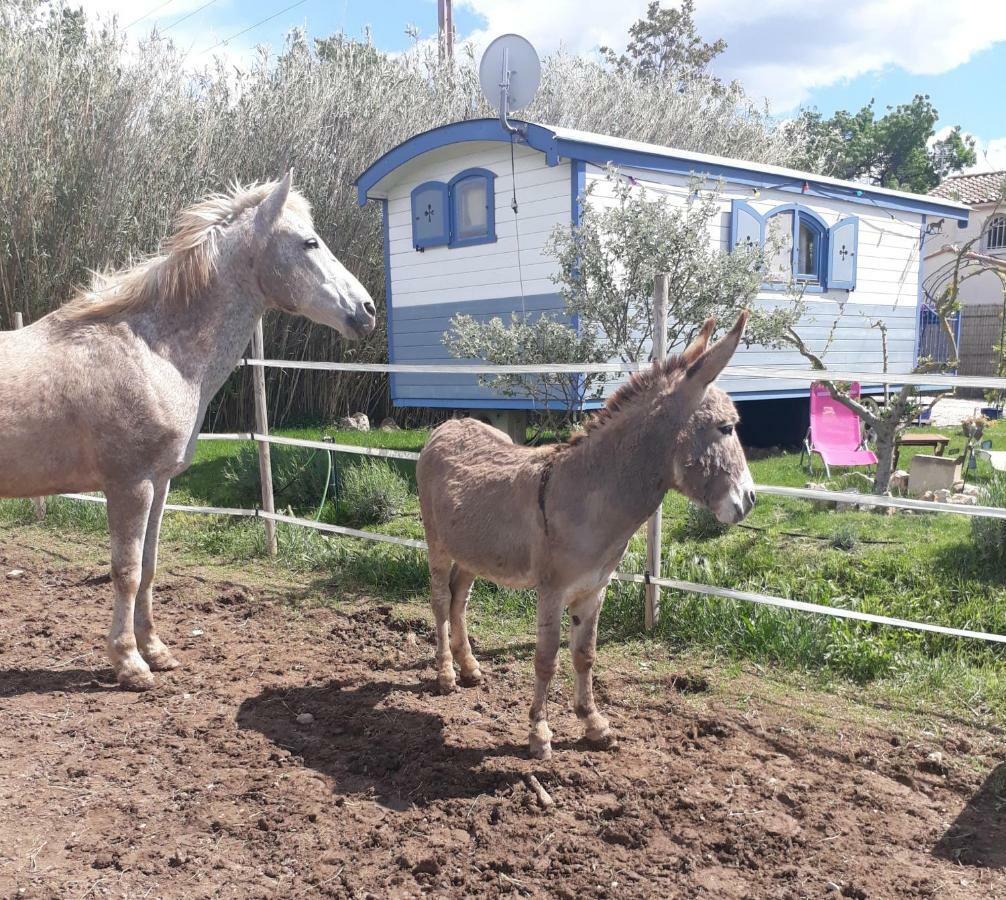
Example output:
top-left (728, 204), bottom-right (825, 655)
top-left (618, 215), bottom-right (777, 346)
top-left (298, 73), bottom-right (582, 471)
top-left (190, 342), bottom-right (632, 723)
top-left (1, 540), bottom-right (1004, 898)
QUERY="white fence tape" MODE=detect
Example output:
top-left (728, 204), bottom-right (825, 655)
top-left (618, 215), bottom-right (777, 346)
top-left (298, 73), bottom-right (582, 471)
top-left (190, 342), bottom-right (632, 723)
top-left (42, 355), bottom-right (1006, 648)
top-left (55, 492), bottom-right (1006, 644)
top-left (612, 573), bottom-right (1006, 645)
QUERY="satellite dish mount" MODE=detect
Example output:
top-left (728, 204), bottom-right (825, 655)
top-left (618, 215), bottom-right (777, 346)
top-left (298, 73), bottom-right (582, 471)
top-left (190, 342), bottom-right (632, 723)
top-left (479, 34), bottom-right (541, 138)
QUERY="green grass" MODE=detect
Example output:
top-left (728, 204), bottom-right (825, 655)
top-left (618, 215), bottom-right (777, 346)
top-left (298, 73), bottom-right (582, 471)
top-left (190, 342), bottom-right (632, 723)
top-left (5, 418), bottom-right (1006, 717)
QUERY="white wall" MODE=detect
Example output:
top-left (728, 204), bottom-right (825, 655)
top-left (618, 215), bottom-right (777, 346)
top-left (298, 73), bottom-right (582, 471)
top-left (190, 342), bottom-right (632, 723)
top-left (923, 202), bottom-right (1006, 308)
top-left (584, 165), bottom-right (925, 394)
top-left (384, 142), bottom-right (569, 308)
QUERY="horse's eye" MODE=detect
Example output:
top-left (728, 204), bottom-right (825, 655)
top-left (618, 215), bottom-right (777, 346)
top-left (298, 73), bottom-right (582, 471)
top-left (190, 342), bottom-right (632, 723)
top-left (304, 238), bottom-right (319, 250)
top-left (718, 423), bottom-right (734, 435)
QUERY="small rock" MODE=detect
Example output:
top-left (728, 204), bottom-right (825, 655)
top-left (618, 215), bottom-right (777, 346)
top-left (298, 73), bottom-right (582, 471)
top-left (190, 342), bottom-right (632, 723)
top-left (961, 484), bottom-right (982, 497)
top-left (404, 632), bottom-right (417, 646)
top-left (927, 751), bottom-right (943, 765)
top-left (338, 413), bottom-right (370, 432)
top-left (889, 471), bottom-right (910, 493)
top-left (950, 493), bottom-right (977, 505)
top-left (934, 489), bottom-right (952, 503)
top-left (190, 628), bottom-right (204, 637)
top-left (921, 490), bottom-right (935, 502)
top-left (379, 417), bottom-right (401, 432)
top-left (5, 569), bottom-right (25, 579)
top-left (296, 713), bottom-right (315, 726)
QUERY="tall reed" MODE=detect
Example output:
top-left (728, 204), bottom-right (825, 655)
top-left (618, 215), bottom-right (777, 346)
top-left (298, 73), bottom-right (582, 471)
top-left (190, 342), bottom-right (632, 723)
top-left (0, 2), bottom-right (809, 427)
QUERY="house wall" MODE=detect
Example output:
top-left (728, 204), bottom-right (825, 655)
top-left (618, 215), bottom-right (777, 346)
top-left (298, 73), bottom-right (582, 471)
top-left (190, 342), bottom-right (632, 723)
top-left (923, 202), bottom-right (1006, 308)
top-left (584, 165), bottom-right (925, 398)
top-left (382, 141), bottom-right (571, 406)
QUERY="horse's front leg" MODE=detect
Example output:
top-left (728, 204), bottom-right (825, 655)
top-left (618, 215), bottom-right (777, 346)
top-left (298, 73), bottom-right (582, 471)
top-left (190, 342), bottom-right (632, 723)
top-left (134, 479), bottom-right (179, 672)
top-left (569, 587), bottom-right (612, 746)
top-left (105, 481), bottom-right (157, 690)
top-left (528, 589), bottom-right (562, 760)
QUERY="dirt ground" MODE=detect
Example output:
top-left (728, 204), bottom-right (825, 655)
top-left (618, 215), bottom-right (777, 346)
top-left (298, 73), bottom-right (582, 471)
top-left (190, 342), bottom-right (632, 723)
top-left (2, 534), bottom-right (1006, 899)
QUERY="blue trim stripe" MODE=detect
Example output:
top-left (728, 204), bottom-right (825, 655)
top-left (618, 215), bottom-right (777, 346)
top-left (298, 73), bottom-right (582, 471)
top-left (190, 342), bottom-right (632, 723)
top-left (356, 119), bottom-right (970, 224)
top-left (914, 214), bottom-right (927, 368)
top-left (381, 200), bottom-right (397, 400)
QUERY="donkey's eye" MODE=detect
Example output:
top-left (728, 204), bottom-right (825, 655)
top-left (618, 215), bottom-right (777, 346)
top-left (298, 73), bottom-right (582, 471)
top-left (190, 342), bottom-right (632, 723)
top-left (304, 238), bottom-right (319, 250)
top-left (718, 423), bottom-right (734, 435)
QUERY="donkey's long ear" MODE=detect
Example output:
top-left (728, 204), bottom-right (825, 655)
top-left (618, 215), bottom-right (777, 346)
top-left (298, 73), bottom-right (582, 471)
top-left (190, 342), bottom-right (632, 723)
top-left (685, 310), bottom-right (748, 389)
top-left (679, 317), bottom-right (716, 366)
top-left (254, 171), bottom-right (293, 242)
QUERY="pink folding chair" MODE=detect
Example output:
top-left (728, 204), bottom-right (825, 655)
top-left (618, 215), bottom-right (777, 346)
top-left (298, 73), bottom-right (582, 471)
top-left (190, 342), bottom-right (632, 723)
top-left (801, 382), bottom-right (878, 478)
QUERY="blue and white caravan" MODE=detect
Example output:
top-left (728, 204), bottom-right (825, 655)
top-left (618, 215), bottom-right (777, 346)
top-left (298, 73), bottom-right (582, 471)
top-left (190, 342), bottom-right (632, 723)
top-left (356, 119), bottom-right (970, 428)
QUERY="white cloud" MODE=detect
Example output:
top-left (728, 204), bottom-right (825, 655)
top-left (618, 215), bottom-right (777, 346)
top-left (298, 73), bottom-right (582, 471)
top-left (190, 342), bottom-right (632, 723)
top-left (458, 1), bottom-right (1006, 111)
top-left (455, 0), bottom-right (645, 57)
top-left (970, 137), bottom-right (1006, 173)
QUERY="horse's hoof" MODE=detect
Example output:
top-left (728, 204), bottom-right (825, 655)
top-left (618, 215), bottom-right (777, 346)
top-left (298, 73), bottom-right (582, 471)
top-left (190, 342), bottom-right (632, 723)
top-left (585, 729), bottom-right (618, 751)
top-left (118, 669), bottom-right (156, 691)
top-left (436, 676), bottom-right (458, 695)
top-left (144, 649), bottom-right (181, 672)
top-left (459, 667), bottom-right (483, 687)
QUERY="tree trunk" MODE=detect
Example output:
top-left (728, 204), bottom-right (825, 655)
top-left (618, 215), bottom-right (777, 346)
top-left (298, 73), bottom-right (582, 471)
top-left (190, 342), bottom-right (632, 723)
top-left (872, 422), bottom-right (898, 494)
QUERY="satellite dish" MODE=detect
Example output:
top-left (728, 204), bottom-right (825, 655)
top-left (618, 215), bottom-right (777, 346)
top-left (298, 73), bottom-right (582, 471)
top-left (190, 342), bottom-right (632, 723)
top-left (479, 34), bottom-right (541, 134)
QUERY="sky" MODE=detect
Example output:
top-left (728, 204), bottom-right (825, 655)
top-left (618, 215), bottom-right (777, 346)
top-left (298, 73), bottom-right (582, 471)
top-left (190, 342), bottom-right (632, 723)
top-left (79, 0), bottom-right (1006, 171)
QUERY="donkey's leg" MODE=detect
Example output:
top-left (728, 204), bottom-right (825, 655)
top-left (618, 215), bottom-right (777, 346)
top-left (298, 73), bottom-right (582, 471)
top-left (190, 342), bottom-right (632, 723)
top-left (569, 588), bottom-right (612, 745)
top-left (429, 549), bottom-right (457, 694)
top-left (528, 590), bottom-right (563, 761)
top-left (134, 479), bottom-right (179, 672)
top-left (449, 566), bottom-right (481, 686)
top-left (105, 481), bottom-right (156, 691)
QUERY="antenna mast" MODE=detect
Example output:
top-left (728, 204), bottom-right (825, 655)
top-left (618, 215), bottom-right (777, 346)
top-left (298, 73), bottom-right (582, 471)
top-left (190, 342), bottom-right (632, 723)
top-left (437, 0), bottom-right (453, 63)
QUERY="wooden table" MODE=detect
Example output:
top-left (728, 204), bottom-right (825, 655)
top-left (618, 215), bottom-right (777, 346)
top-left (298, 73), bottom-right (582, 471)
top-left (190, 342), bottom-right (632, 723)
top-left (894, 433), bottom-right (951, 468)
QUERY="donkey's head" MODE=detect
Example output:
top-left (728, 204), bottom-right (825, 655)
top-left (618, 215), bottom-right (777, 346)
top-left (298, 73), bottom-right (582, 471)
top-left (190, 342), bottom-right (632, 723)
top-left (252, 172), bottom-right (376, 339)
top-left (667, 312), bottom-right (755, 524)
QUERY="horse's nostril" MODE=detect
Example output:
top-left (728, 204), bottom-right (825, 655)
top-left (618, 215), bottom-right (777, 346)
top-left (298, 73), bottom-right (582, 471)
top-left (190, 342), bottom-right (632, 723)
top-left (363, 300), bottom-right (376, 317)
top-left (746, 489), bottom-right (756, 508)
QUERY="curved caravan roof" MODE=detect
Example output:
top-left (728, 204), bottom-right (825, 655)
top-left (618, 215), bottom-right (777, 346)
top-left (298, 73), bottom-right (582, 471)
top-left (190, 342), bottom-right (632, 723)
top-left (356, 118), bottom-right (971, 225)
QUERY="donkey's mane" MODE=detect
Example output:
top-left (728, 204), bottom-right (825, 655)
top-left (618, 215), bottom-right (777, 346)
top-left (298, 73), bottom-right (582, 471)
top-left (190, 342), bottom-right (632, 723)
top-left (567, 354), bottom-right (689, 446)
top-left (57, 181), bottom-right (312, 323)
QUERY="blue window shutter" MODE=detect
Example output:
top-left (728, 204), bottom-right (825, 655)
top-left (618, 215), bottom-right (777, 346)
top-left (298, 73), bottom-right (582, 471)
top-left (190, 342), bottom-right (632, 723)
top-left (729, 200), bottom-right (763, 251)
top-left (827, 216), bottom-right (859, 290)
top-left (411, 181), bottom-right (449, 249)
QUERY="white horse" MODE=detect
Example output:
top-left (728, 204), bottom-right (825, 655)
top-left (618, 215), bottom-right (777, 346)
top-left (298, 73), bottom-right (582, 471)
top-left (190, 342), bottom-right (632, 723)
top-left (0, 173), bottom-right (375, 690)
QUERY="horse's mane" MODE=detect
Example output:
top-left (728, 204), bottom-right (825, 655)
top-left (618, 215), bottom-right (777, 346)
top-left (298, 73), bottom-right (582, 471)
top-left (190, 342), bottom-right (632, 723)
top-left (567, 353), bottom-right (689, 446)
top-left (56, 181), bottom-right (312, 323)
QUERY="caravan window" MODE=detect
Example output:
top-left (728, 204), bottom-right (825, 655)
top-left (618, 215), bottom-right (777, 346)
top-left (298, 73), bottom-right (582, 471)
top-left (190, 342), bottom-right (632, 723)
top-left (448, 168), bottom-right (496, 248)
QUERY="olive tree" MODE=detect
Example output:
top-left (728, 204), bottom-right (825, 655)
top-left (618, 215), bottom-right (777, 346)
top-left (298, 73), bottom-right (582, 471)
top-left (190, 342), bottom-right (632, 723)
top-left (445, 168), bottom-right (801, 412)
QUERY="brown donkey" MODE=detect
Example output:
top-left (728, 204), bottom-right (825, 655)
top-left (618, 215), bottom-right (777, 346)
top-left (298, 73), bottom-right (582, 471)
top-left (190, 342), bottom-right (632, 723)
top-left (417, 312), bottom-right (754, 760)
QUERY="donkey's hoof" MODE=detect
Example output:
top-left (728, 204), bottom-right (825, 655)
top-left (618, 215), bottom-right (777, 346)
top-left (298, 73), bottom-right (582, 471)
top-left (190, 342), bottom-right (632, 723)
top-left (143, 647), bottom-right (181, 672)
top-left (529, 721), bottom-right (553, 760)
top-left (117, 668), bottom-right (156, 692)
top-left (529, 740), bottom-right (553, 761)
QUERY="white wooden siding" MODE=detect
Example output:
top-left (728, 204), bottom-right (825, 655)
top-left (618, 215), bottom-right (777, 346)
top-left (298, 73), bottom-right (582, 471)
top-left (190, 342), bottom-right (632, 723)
top-left (583, 165), bottom-right (924, 395)
top-left (385, 143), bottom-right (569, 308)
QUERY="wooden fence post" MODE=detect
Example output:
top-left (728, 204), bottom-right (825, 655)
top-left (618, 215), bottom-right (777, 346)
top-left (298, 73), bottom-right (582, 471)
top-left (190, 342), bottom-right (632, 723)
top-left (13, 313), bottom-right (47, 521)
top-left (251, 320), bottom-right (278, 556)
top-left (645, 274), bottom-right (669, 630)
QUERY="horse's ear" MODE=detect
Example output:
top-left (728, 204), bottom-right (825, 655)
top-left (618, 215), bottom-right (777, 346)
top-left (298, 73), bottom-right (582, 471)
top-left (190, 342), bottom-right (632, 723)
top-left (679, 317), bottom-right (715, 366)
top-left (684, 310), bottom-right (748, 389)
top-left (254, 172), bottom-right (293, 241)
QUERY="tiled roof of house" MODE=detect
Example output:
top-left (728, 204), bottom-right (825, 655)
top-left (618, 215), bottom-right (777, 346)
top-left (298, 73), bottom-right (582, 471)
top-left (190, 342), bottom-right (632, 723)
top-left (930, 171), bottom-right (1006, 205)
